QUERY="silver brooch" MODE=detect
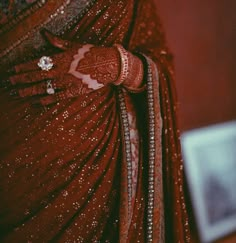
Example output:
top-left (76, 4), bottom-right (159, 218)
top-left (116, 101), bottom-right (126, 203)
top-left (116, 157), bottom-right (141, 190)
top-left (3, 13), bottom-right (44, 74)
top-left (46, 80), bottom-right (55, 95)
top-left (38, 56), bottom-right (54, 71)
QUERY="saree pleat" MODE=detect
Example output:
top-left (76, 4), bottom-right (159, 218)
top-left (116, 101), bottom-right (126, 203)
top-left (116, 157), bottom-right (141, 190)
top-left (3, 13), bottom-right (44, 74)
top-left (127, 0), bottom-right (193, 242)
top-left (0, 87), bottom-right (123, 242)
top-left (0, 0), bottom-right (193, 242)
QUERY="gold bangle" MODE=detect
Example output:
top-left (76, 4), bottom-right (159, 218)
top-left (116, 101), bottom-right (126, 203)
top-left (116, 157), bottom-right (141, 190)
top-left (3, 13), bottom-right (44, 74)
top-left (123, 52), bottom-right (145, 93)
top-left (113, 44), bottom-right (129, 85)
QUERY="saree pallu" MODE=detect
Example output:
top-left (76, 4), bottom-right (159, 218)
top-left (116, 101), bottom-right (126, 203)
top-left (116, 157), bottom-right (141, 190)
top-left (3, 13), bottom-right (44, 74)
top-left (0, 0), bottom-right (192, 242)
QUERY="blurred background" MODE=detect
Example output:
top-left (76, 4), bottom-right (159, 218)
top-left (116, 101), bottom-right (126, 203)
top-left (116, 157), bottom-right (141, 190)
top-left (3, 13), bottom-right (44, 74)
top-left (156, 0), bottom-right (236, 131)
top-left (154, 0), bottom-right (236, 242)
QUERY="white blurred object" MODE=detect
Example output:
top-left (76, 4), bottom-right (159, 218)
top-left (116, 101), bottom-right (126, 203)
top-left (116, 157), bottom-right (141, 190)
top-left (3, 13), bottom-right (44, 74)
top-left (181, 120), bottom-right (236, 243)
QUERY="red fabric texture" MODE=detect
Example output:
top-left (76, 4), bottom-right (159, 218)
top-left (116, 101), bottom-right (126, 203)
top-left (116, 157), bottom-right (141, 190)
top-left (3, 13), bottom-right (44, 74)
top-left (0, 0), bottom-right (192, 242)
top-left (0, 87), bottom-right (121, 242)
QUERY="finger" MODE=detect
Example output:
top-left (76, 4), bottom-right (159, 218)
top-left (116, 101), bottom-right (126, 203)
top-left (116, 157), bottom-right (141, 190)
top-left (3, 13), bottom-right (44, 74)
top-left (9, 70), bottom-right (57, 85)
top-left (14, 59), bottom-right (41, 73)
top-left (37, 90), bottom-right (73, 106)
top-left (18, 80), bottom-right (61, 97)
top-left (42, 29), bottom-right (74, 51)
top-left (18, 82), bottom-right (46, 97)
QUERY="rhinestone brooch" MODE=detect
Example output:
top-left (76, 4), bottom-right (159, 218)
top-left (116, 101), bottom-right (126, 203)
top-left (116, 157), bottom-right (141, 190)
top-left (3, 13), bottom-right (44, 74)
top-left (38, 56), bottom-right (54, 71)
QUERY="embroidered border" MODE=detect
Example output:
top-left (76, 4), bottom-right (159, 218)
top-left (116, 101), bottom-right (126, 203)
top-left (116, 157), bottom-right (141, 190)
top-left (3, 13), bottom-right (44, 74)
top-left (146, 60), bottom-right (156, 242)
top-left (140, 54), bottom-right (163, 243)
top-left (0, 0), bottom-right (96, 64)
top-left (0, 0), bottom-right (46, 35)
top-left (118, 55), bottom-right (163, 242)
top-left (117, 87), bottom-right (132, 217)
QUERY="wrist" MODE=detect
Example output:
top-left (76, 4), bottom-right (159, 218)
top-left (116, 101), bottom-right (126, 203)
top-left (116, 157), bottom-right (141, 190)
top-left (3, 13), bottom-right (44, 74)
top-left (113, 44), bottom-right (145, 93)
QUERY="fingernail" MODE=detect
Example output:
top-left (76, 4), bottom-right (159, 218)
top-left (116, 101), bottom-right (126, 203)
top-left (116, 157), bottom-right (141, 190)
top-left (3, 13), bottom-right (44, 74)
top-left (10, 89), bottom-right (18, 96)
top-left (1, 79), bottom-right (10, 88)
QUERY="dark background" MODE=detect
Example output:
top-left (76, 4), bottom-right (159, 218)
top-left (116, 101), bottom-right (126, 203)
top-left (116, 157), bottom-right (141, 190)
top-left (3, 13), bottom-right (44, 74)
top-left (155, 0), bottom-right (236, 242)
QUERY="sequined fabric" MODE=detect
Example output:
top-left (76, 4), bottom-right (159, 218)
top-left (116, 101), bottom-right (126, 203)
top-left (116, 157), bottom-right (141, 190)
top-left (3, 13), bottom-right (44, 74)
top-left (128, 1), bottom-right (192, 241)
top-left (0, 87), bottom-right (122, 242)
top-left (0, 0), bottom-right (37, 25)
top-left (0, 0), bottom-right (193, 242)
top-left (0, 0), bottom-right (35, 15)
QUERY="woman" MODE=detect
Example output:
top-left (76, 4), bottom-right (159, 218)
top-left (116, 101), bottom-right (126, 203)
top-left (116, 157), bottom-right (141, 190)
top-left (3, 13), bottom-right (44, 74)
top-left (0, 0), bottom-right (192, 242)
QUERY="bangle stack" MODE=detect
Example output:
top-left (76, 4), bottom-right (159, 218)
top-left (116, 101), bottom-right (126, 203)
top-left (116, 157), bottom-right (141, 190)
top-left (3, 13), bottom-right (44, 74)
top-left (113, 44), bottom-right (145, 93)
top-left (113, 44), bottom-right (129, 86)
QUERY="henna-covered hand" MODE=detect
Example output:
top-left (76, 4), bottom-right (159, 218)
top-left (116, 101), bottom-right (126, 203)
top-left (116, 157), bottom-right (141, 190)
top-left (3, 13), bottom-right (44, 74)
top-left (6, 31), bottom-right (121, 105)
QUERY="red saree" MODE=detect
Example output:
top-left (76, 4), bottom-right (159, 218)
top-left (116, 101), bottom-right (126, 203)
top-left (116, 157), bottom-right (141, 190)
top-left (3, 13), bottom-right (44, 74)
top-left (0, 0), bottom-right (192, 242)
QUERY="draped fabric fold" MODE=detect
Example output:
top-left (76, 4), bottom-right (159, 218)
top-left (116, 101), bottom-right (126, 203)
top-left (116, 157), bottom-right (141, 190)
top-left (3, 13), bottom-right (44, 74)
top-left (0, 0), bottom-right (192, 242)
top-left (0, 87), bottom-right (122, 242)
